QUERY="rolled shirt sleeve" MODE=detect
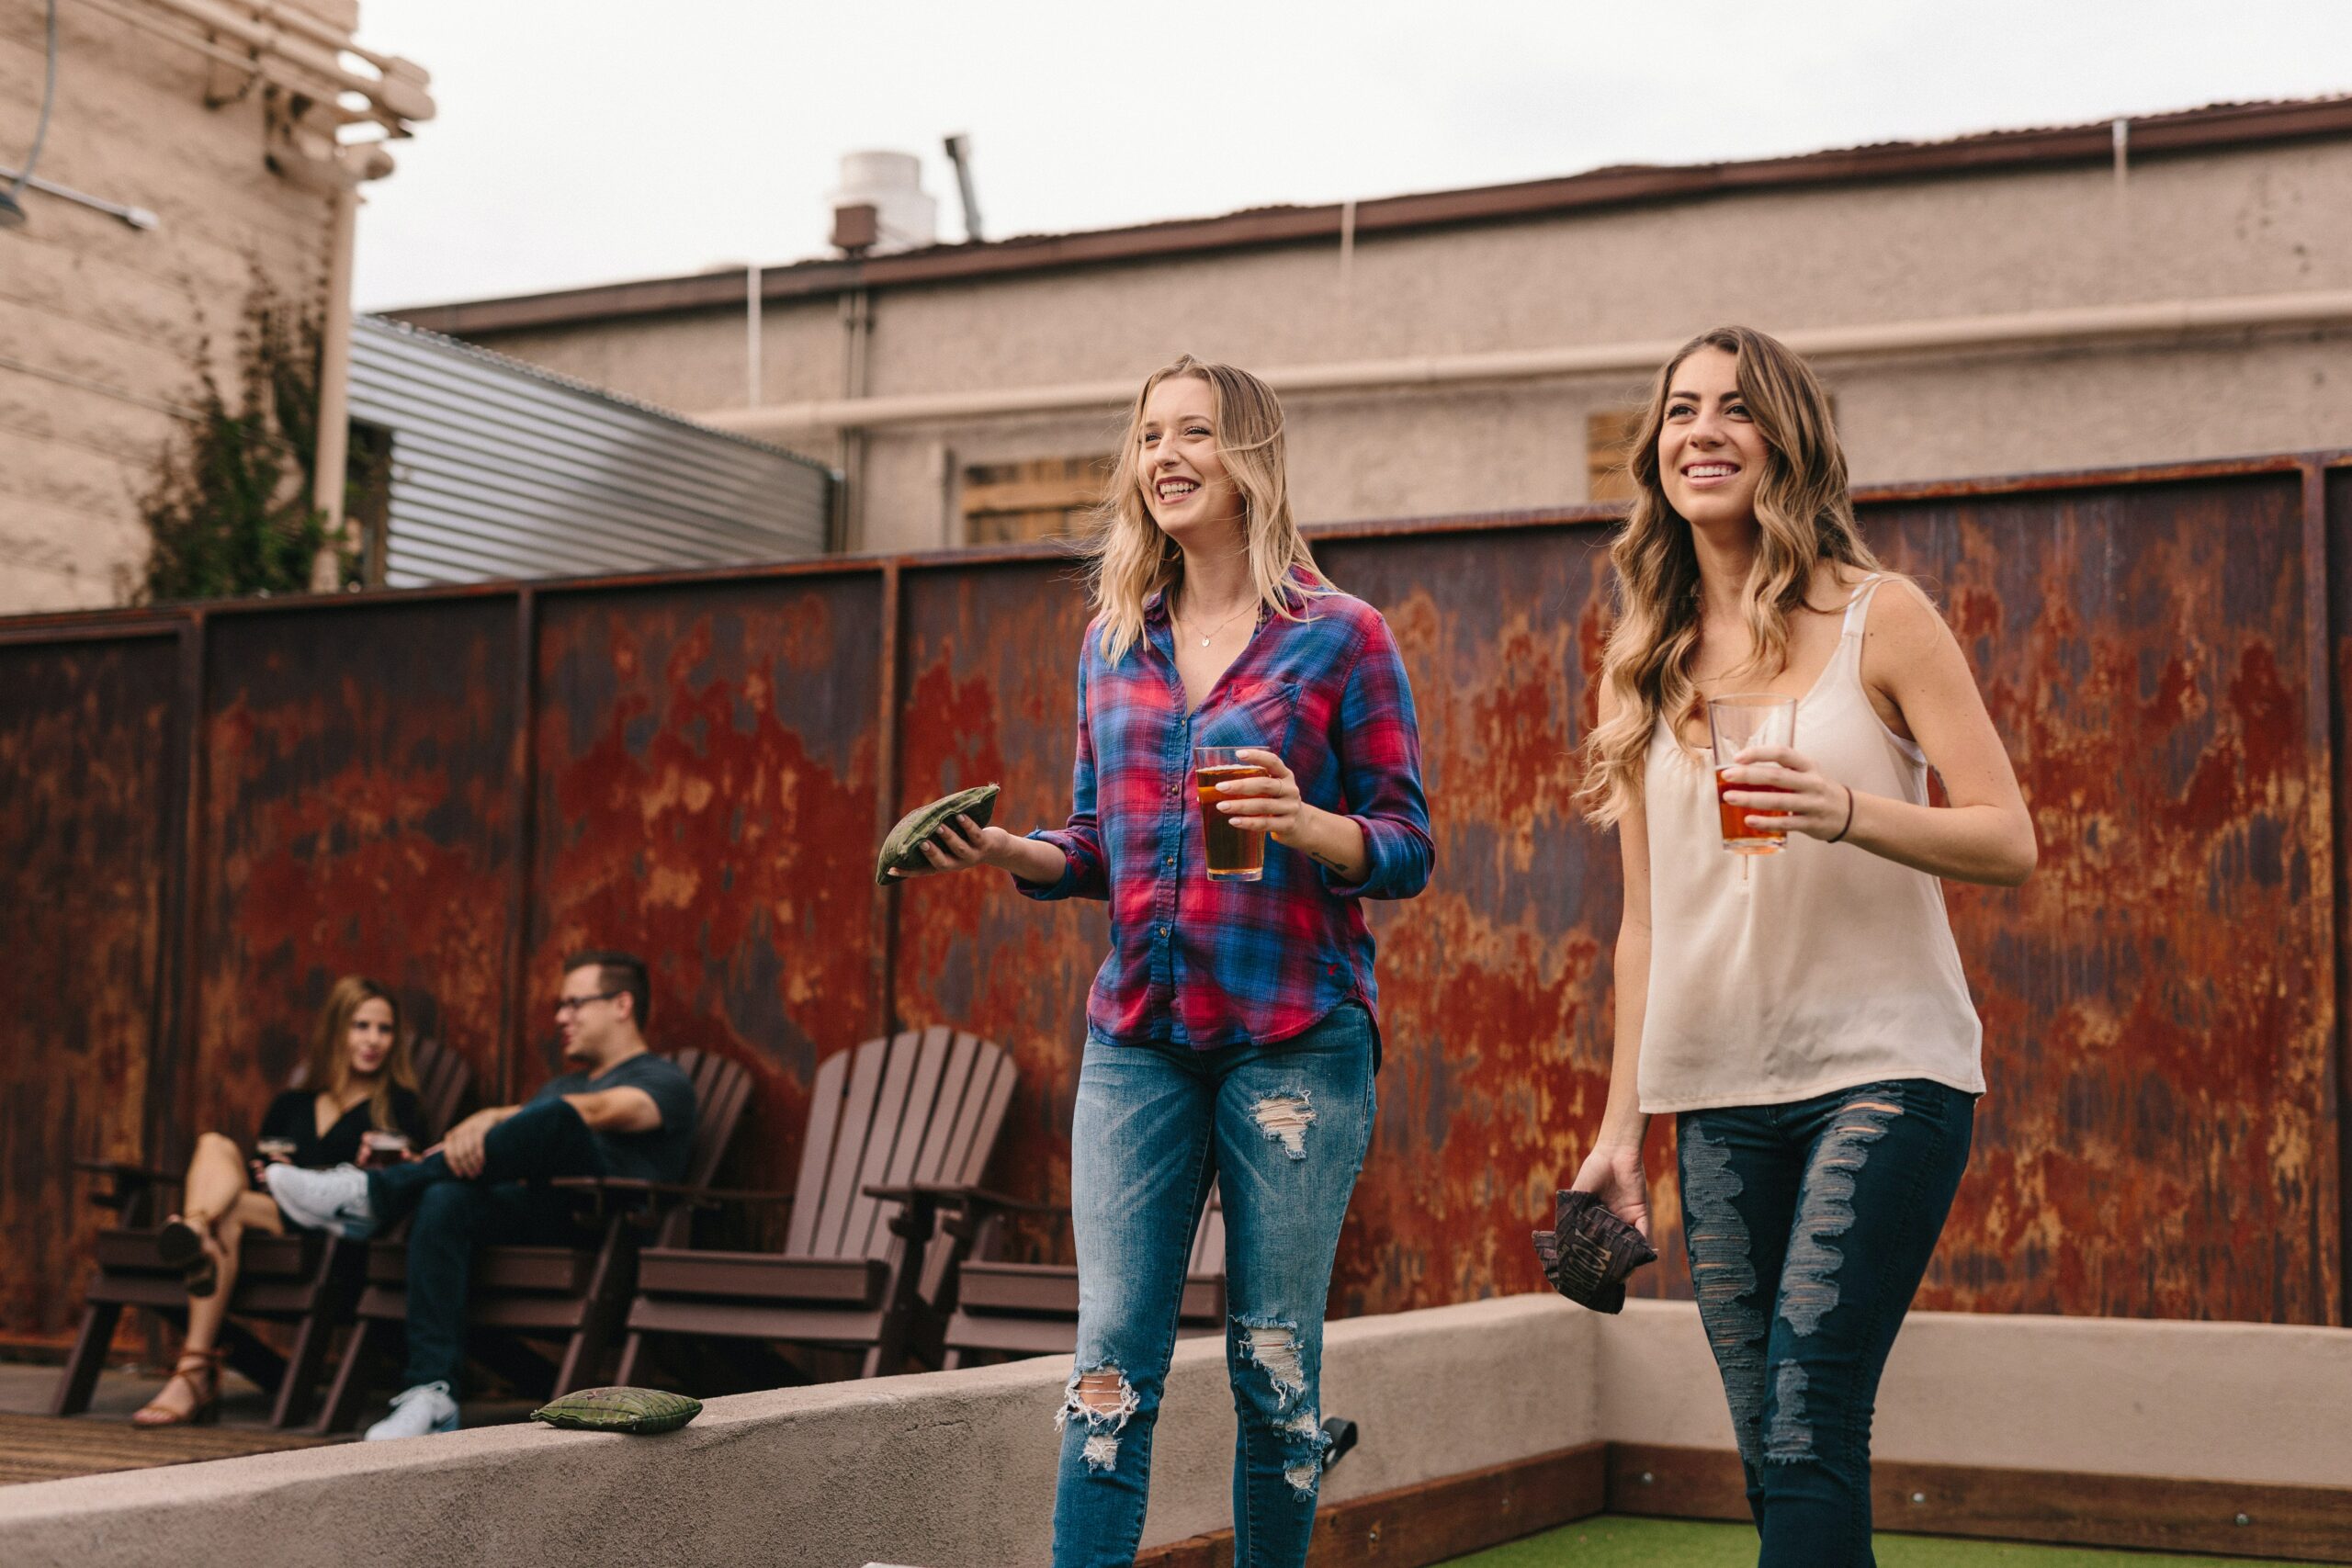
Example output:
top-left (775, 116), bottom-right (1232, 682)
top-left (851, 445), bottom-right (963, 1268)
top-left (1014, 649), bottom-right (1110, 902)
top-left (1316, 618), bottom-right (1433, 902)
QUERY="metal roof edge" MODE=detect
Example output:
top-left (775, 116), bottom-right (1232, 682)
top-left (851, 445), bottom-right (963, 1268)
top-left (383, 95), bottom-right (2352, 336)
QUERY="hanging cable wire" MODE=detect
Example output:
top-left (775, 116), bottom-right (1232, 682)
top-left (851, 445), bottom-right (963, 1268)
top-left (1, 0), bottom-right (60, 229)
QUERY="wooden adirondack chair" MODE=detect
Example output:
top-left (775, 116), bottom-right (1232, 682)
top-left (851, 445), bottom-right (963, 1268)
top-left (52, 1036), bottom-right (474, 1428)
top-left (311, 1047), bottom-right (752, 1434)
top-left (935, 1184), bottom-right (1225, 1370)
top-left (616, 1025), bottom-right (1016, 1383)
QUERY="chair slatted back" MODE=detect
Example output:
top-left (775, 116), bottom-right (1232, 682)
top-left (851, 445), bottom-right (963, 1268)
top-left (620, 1049), bottom-right (749, 1249)
top-left (412, 1038), bottom-right (472, 1141)
top-left (786, 1028), bottom-right (1014, 1266)
top-left (673, 1048), bottom-right (754, 1190)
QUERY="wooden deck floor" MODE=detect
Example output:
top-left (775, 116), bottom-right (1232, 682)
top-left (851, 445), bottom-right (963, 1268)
top-left (0, 1412), bottom-right (331, 1487)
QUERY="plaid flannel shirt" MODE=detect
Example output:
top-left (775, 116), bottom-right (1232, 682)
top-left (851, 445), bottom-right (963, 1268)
top-left (1016, 581), bottom-right (1432, 1049)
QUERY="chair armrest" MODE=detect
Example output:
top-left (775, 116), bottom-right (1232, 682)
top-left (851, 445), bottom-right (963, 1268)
top-left (913, 1182), bottom-right (1070, 1217)
top-left (74, 1158), bottom-right (181, 1212)
top-left (549, 1175), bottom-right (799, 1212)
top-left (864, 1182), bottom-right (1054, 1244)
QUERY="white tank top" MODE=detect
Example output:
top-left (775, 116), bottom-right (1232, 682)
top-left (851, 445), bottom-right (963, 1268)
top-left (1636, 576), bottom-right (1984, 1114)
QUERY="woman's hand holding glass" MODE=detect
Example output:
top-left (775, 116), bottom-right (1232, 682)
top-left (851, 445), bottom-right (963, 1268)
top-left (1718, 744), bottom-right (1854, 842)
top-left (1211, 747), bottom-right (1303, 837)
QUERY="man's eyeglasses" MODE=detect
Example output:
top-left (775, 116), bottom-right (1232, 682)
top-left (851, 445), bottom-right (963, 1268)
top-left (553, 989), bottom-right (623, 1016)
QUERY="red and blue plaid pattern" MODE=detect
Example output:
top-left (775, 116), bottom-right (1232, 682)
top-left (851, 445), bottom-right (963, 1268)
top-left (1016, 582), bottom-right (1432, 1049)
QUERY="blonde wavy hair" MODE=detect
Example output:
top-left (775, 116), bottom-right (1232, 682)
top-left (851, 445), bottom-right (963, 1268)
top-left (1085, 355), bottom-right (1333, 665)
top-left (1577, 325), bottom-right (1885, 826)
top-left (302, 976), bottom-right (418, 1134)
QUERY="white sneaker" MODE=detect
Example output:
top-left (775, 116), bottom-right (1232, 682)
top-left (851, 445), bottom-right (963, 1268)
top-left (264, 1163), bottom-right (378, 1239)
top-left (365, 1381), bottom-right (459, 1439)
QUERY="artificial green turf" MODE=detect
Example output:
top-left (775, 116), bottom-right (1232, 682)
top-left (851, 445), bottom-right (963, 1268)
top-left (1439, 1515), bottom-right (2302, 1567)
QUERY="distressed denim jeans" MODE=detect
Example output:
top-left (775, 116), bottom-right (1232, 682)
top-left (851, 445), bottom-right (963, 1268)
top-left (1051, 1002), bottom-right (1377, 1568)
top-left (1678, 1077), bottom-right (1974, 1568)
top-left (366, 1099), bottom-right (605, 1390)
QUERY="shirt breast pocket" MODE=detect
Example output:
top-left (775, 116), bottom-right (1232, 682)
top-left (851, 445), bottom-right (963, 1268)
top-left (1198, 680), bottom-right (1301, 757)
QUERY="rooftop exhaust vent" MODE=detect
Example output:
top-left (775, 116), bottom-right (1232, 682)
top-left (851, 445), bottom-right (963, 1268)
top-left (827, 151), bottom-right (936, 256)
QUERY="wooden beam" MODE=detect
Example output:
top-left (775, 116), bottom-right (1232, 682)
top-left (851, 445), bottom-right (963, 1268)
top-left (1136, 1441), bottom-right (1607, 1568)
top-left (1607, 1443), bottom-right (2352, 1565)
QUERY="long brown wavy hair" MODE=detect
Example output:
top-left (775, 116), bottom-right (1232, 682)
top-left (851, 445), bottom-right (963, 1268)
top-left (1577, 325), bottom-right (1884, 825)
top-left (302, 976), bottom-right (418, 1133)
top-left (1085, 355), bottom-right (1333, 665)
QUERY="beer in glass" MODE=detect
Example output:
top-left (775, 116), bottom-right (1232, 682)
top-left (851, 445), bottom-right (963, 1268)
top-left (359, 1130), bottom-right (412, 1168)
top-left (1193, 745), bottom-right (1268, 881)
top-left (1707, 694), bottom-right (1797, 855)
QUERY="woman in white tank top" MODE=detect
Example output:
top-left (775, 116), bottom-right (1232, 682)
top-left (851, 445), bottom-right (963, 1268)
top-left (1569, 327), bottom-right (2036, 1568)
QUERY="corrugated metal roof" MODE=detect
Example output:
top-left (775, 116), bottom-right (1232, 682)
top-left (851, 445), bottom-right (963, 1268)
top-left (348, 316), bottom-right (831, 587)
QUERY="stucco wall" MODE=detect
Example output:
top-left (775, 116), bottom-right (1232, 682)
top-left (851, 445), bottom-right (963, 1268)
top-left (0, 1), bottom-right (358, 614)
top-left (458, 137), bottom-right (2352, 552)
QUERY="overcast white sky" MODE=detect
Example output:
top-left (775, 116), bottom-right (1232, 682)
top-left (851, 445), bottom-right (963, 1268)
top-left (353, 1), bottom-right (2352, 312)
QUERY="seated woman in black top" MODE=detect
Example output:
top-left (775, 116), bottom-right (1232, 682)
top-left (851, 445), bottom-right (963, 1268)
top-left (132, 976), bottom-right (427, 1427)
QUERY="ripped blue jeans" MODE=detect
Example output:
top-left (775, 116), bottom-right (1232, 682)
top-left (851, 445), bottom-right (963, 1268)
top-left (1679, 1077), bottom-right (1974, 1568)
top-left (1052, 1002), bottom-right (1376, 1568)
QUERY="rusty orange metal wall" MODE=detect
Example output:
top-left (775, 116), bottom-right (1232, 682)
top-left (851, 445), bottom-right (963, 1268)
top-left (526, 579), bottom-right (884, 1193)
top-left (193, 601), bottom-right (522, 1150)
top-left (889, 560), bottom-right (1105, 1215)
top-left (0, 634), bottom-right (182, 1340)
top-left (7, 455), bottom-right (2350, 1340)
top-left (1866, 473), bottom-right (2337, 1321)
top-left (1307, 531), bottom-right (1651, 1314)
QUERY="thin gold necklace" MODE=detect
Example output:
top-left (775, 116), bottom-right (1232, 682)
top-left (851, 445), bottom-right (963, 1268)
top-left (1175, 593), bottom-right (1254, 649)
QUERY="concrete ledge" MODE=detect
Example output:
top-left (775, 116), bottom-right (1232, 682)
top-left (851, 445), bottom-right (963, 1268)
top-left (0, 1295), bottom-right (1592, 1568)
top-left (1598, 1301), bottom-right (2352, 1487)
top-left (6, 1295), bottom-right (2350, 1566)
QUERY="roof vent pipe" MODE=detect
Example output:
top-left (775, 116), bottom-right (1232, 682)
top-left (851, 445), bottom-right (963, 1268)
top-left (827, 151), bottom-right (937, 255)
top-left (944, 132), bottom-right (982, 243)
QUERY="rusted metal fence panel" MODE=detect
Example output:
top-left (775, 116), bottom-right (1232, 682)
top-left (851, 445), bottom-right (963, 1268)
top-left (193, 602), bottom-right (523, 1148)
top-left (1308, 530), bottom-right (1647, 1313)
top-left (0, 635), bottom-right (181, 1341)
top-left (2325, 463), bottom-right (2352, 1331)
top-left (6, 453), bottom-right (2350, 1341)
top-left (1867, 474), bottom-right (2337, 1322)
top-left (889, 558), bottom-right (1106, 1220)
top-left (526, 577), bottom-right (885, 1194)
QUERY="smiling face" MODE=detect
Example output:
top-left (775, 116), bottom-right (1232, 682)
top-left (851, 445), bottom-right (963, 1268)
top-left (1136, 373), bottom-right (1245, 550)
top-left (1657, 346), bottom-right (1769, 533)
top-left (344, 997), bottom-right (396, 1078)
top-left (556, 964), bottom-right (624, 1066)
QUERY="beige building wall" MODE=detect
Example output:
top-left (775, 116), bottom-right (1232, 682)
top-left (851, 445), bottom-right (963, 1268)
top-left (0, 0), bottom-right (392, 615)
top-left (454, 134), bottom-right (2352, 554)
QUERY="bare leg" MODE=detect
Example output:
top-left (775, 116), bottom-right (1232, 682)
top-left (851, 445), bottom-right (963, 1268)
top-left (179, 1132), bottom-right (250, 1235)
top-left (184, 1192), bottom-right (282, 1353)
top-left (137, 1137), bottom-right (280, 1425)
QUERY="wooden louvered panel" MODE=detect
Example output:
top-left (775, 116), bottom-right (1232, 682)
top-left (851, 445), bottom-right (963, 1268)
top-left (961, 455), bottom-right (1111, 544)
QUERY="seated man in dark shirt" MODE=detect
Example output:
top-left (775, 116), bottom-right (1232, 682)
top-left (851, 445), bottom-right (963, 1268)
top-left (267, 949), bottom-right (696, 1439)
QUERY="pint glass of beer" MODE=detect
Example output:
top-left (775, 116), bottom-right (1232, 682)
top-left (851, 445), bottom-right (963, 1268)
top-left (1707, 694), bottom-right (1797, 855)
top-left (359, 1130), bottom-right (412, 1168)
top-left (1193, 745), bottom-right (1269, 882)
top-left (253, 1135), bottom-right (297, 1188)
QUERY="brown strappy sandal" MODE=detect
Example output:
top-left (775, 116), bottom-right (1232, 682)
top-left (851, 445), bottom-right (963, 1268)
top-left (157, 1214), bottom-right (219, 1298)
top-left (130, 1347), bottom-right (223, 1427)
